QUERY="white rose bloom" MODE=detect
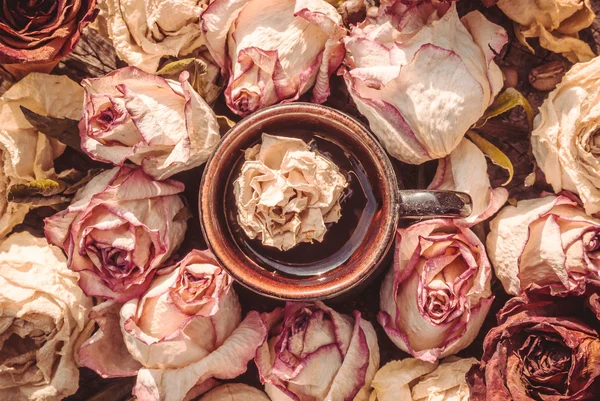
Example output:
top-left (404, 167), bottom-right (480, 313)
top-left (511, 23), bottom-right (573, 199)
top-left (532, 56), bottom-right (600, 215)
top-left (0, 232), bottom-right (93, 401)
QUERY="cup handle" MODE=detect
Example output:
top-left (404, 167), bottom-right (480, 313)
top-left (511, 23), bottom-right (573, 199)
top-left (397, 190), bottom-right (472, 219)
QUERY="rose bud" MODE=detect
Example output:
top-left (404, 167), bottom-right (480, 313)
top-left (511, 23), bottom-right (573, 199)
top-left (0, 232), bottom-right (93, 401)
top-left (78, 250), bottom-right (268, 401)
top-left (199, 384), bottom-right (271, 401)
top-left (379, 220), bottom-right (494, 362)
top-left (44, 166), bottom-right (187, 302)
top-left (532, 56), bottom-right (600, 215)
top-left (428, 138), bottom-right (508, 225)
top-left (100, 0), bottom-right (209, 72)
top-left (255, 302), bottom-right (379, 401)
top-left (201, 0), bottom-right (346, 116)
top-left (343, 1), bottom-right (507, 164)
top-left (487, 195), bottom-right (600, 296)
top-left (0, 73), bottom-right (83, 238)
top-left (369, 357), bottom-right (477, 401)
top-left (467, 281), bottom-right (600, 401)
top-left (497, 0), bottom-right (595, 63)
top-left (80, 67), bottom-right (220, 180)
top-left (0, 0), bottom-right (97, 79)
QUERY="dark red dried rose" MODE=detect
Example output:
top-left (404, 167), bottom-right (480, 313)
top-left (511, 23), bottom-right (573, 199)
top-left (467, 281), bottom-right (600, 401)
top-left (0, 0), bottom-right (97, 78)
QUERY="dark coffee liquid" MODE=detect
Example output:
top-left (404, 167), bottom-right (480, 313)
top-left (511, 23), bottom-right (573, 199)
top-left (224, 130), bottom-right (378, 277)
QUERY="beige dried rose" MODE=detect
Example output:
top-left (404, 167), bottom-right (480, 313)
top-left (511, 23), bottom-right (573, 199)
top-left (497, 0), bottom-right (595, 63)
top-left (100, 0), bottom-right (210, 72)
top-left (233, 134), bottom-right (348, 251)
top-left (0, 73), bottom-right (83, 238)
top-left (0, 232), bottom-right (93, 401)
top-left (369, 357), bottom-right (476, 401)
top-left (532, 56), bottom-right (600, 215)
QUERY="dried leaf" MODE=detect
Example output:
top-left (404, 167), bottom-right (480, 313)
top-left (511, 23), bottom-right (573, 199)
top-left (84, 377), bottom-right (136, 401)
top-left (8, 179), bottom-right (68, 201)
top-left (474, 88), bottom-right (534, 130)
top-left (20, 106), bottom-right (82, 152)
top-left (173, 206), bottom-right (193, 222)
top-left (156, 58), bottom-right (207, 77)
top-left (217, 115), bottom-right (236, 136)
top-left (63, 168), bottom-right (105, 195)
top-left (466, 130), bottom-right (514, 186)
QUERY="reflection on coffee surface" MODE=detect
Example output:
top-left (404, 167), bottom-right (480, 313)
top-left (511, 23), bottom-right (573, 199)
top-left (225, 130), bottom-right (379, 277)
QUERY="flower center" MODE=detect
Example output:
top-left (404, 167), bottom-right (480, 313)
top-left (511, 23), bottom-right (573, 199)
top-left (521, 335), bottom-right (572, 396)
top-left (2, 0), bottom-right (58, 31)
top-left (0, 318), bottom-right (49, 375)
top-left (86, 243), bottom-right (134, 278)
top-left (585, 128), bottom-right (600, 157)
top-left (178, 270), bottom-right (211, 302)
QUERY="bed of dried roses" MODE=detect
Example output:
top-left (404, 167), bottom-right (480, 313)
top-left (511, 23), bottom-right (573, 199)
top-left (0, 0), bottom-right (599, 401)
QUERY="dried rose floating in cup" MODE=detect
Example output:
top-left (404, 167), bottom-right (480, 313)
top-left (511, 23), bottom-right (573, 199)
top-left (233, 134), bottom-right (347, 251)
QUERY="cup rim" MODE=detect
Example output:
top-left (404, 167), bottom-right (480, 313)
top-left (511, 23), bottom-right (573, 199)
top-left (199, 102), bottom-right (399, 301)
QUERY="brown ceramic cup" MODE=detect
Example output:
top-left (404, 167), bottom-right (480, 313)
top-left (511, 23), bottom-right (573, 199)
top-left (199, 103), bottom-right (471, 301)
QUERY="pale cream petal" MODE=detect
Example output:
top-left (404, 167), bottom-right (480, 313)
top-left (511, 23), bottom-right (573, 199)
top-left (233, 134), bottom-right (347, 251)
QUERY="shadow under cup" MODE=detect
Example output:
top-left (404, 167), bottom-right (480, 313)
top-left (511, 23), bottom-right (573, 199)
top-left (199, 103), bottom-right (399, 301)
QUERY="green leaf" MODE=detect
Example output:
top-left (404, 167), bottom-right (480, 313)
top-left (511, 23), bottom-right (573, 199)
top-left (466, 130), bottom-right (514, 186)
top-left (474, 88), bottom-right (534, 131)
top-left (20, 106), bottom-right (82, 152)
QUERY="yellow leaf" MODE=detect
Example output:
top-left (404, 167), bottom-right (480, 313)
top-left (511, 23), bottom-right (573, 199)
top-left (8, 179), bottom-right (67, 200)
top-left (156, 58), bottom-right (207, 77)
top-left (474, 88), bottom-right (534, 130)
top-left (466, 131), bottom-right (514, 186)
top-left (217, 115), bottom-right (237, 136)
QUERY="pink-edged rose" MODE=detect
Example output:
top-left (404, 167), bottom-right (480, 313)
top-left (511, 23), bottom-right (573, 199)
top-left (487, 194), bottom-right (600, 296)
top-left (79, 67), bottom-right (220, 180)
top-left (79, 249), bottom-right (268, 401)
top-left (343, 1), bottom-right (507, 164)
top-left (0, 0), bottom-right (97, 79)
top-left (44, 166), bottom-right (187, 302)
top-left (201, 0), bottom-right (346, 116)
top-left (379, 220), bottom-right (493, 362)
top-left (255, 302), bottom-right (379, 401)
